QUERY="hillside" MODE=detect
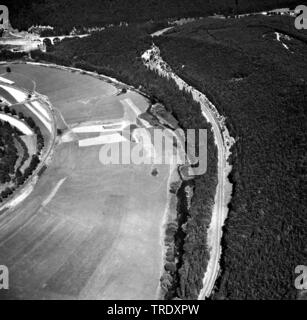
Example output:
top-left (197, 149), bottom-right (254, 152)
top-left (155, 14), bottom-right (307, 299)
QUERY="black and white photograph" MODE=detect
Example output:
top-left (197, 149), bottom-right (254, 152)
top-left (0, 0), bottom-right (306, 308)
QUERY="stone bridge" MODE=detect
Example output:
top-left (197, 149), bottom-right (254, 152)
top-left (43, 34), bottom-right (89, 45)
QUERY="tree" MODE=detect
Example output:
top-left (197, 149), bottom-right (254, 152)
top-left (43, 38), bottom-right (53, 52)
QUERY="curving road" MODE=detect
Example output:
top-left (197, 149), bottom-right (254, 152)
top-left (142, 45), bottom-right (233, 299)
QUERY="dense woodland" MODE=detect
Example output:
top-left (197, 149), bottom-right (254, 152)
top-left (0, 107), bottom-right (44, 203)
top-left (0, 121), bottom-right (19, 185)
top-left (155, 15), bottom-right (307, 299)
top-left (3, 0), bottom-right (301, 34)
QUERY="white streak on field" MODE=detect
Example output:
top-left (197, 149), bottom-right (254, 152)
top-left (42, 177), bottom-right (67, 207)
top-left (25, 102), bottom-right (52, 133)
top-left (0, 76), bottom-right (14, 84)
top-left (72, 121), bottom-right (127, 133)
top-left (0, 113), bottom-right (33, 135)
top-left (78, 133), bottom-right (127, 147)
top-left (0, 85), bottom-right (27, 102)
top-left (120, 98), bottom-right (141, 116)
top-left (5, 185), bottom-right (34, 210)
top-left (31, 100), bottom-right (51, 121)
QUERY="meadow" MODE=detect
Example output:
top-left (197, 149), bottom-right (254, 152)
top-left (0, 64), bottom-right (172, 299)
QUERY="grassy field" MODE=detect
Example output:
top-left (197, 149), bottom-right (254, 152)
top-left (1, 64), bottom-right (122, 124)
top-left (0, 64), bottom-right (171, 299)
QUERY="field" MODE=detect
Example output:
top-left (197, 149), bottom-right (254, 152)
top-left (0, 64), bottom-right (172, 299)
top-left (2, 64), bottom-right (120, 123)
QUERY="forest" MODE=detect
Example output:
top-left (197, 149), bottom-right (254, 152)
top-left (154, 14), bottom-right (307, 299)
top-left (0, 107), bottom-right (44, 203)
top-left (0, 121), bottom-right (19, 185)
top-left (3, 0), bottom-right (302, 34)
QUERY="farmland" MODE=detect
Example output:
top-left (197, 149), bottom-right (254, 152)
top-left (0, 64), bottom-right (173, 299)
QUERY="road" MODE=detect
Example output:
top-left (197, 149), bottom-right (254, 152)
top-left (195, 92), bottom-right (228, 299)
top-left (142, 44), bottom-right (233, 299)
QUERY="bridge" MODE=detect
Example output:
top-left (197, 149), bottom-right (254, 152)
top-left (43, 34), bottom-right (89, 45)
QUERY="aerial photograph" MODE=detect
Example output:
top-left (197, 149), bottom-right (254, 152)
top-left (0, 0), bottom-right (306, 306)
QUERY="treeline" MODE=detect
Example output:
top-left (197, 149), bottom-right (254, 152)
top-left (0, 121), bottom-right (19, 184)
top-left (155, 14), bottom-right (307, 299)
top-left (0, 106), bottom-right (45, 203)
top-left (0, 105), bottom-right (45, 153)
top-left (0, 49), bottom-right (26, 60)
top-left (31, 24), bottom-right (218, 299)
top-left (4, 0), bottom-right (301, 34)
